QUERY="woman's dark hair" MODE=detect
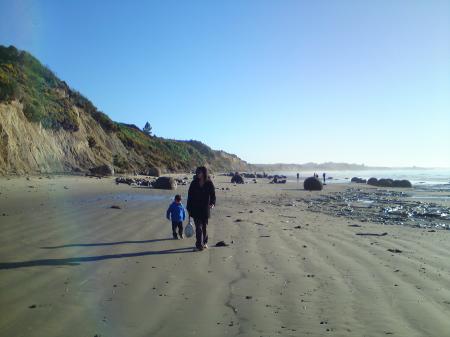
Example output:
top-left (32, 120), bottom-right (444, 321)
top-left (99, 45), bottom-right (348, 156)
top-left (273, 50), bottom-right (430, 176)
top-left (195, 166), bottom-right (209, 180)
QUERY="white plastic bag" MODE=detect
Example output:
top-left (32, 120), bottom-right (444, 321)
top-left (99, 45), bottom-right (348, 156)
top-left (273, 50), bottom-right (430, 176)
top-left (184, 219), bottom-right (194, 238)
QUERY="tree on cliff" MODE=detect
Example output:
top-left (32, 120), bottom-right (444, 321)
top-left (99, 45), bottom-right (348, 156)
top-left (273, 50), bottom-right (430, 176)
top-left (143, 122), bottom-right (152, 136)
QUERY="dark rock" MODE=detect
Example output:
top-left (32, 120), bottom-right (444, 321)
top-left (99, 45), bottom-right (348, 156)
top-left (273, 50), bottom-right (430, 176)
top-left (368, 178), bottom-right (411, 188)
top-left (387, 248), bottom-right (402, 253)
top-left (110, 205), bottom-right (121, 209)
top-left (89, 164), bottom-right (114, 176)
top-left (271, 176), bottom-right (287, 184)
top-left (215, 241), bottom-right (229, 247)
top-left (378, 178), bottom-right (394, 187)
top-left (115, 176), bottom-right (153, 186)
top-left (367, 177), bottom-right (378, 186)
top-left (392, 179), bottom-right (412, 188)
top-left (152, 177), bottom-right (177, 190)
top-left (351, 177), bottom-right (367, 184)
top-left (231, 173), bottom-right (244, 184)
top-left (303, 177), bottom-right (323, 191)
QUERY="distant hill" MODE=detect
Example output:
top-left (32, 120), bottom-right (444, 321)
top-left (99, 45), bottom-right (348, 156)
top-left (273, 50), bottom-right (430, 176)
top-left (250, 162), bottom-right (392, 172)
top-left (0, 45), bottom-right (249, 175)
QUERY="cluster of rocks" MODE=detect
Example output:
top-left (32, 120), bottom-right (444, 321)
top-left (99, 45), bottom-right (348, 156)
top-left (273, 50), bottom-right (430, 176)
top-left (225, 172), bottom-right (268, 179)
top-left (371, 178), bottom-right (412, 188)
top-left (270, 176), bottom-right (287, 184)
top-left (267, 174), bottom-right (287, 180)
top-left (174, 177), bottom-right (189, 186)
top-left (297, 188), bottom-right (450, 230)
top-left (304, 177), bottom-right (323, 191)
top-left (115, 176), bottom-right (188, 190)
top-left (88, 165), bottom-right (163, 178)
top-left (115, 176), bottom-right (153, 186)
top-left (229, 172), bottom-right (288, 184)
top-left (352, 177), bottom-right (412, 188)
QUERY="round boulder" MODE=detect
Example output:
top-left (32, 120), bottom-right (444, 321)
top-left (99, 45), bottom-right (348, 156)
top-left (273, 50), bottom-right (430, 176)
top-left (367, 177), bottom-right (378, 186)
top-left (304, 177), bottom-right (323, 191)
top-left (153, 177), bottom-right (177, 190)
top-left (147, 167), bottom-right (161, 177)
top-left (392, 179), bottom-right (412, 188)
top-left (231, 173), bottom-right (244, 184)
top-left (89, 164), bottom-right (114, 176)
top-left (351, 177), bottom-right (367, 183)
top-left (378, 178), bottom-right (394, 187)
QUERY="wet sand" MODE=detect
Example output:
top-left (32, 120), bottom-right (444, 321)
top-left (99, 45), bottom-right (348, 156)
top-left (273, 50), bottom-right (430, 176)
top-left (1, 175), bottom-right (450, 337)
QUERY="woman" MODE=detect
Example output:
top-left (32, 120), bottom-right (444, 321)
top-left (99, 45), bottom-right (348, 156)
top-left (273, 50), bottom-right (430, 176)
top-left (187, 166), bottom-right (216, 251)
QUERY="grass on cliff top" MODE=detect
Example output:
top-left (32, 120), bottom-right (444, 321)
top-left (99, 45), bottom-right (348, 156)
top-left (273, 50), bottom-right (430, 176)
top-left (0, 45), bottom-right (238, 172)
top-left (0, 45), bottom-right (116, 132)
top-left (116, 123), bottom-right (213, 171)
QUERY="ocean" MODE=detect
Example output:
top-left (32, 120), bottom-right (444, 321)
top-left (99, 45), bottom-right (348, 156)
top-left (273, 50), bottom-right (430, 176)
top-left (274, 168), bottom-right (450, 195)
top-left (276, 168), bottom-right (448, 184)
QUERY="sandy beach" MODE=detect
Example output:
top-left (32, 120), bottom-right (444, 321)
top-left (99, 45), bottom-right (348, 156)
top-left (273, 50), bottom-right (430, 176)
top-left (1, 175), bottom-right (450, 337)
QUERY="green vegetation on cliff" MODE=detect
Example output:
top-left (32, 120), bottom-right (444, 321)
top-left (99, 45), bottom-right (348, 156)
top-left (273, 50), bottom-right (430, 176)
top-left (0, 45), bottom-right (248, 173)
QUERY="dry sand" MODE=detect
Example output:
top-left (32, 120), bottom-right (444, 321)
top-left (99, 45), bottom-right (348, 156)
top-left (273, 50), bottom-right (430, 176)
top-left (1, 175), bottom-right (450, 337)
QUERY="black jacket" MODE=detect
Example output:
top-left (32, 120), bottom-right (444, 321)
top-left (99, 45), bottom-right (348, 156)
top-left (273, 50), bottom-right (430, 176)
top-left (186, 178), bottom-right (216, 220)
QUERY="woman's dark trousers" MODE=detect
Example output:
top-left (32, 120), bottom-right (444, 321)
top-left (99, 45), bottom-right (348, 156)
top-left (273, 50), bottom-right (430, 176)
top-left (194, 218), bottom-right (208, 248)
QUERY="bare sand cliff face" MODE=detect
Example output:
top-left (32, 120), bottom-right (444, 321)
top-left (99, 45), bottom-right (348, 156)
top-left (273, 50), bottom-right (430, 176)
top-left (0, 175), bottom-right (449, 337)
top-left (0, 101), bottom-right (128, 174)
top-left (0, 101), bottom-right (248, 175)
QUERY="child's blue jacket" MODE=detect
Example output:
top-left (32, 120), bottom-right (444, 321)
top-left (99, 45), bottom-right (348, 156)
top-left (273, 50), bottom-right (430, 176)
top-left (166, 202), bottom-right (186, 222)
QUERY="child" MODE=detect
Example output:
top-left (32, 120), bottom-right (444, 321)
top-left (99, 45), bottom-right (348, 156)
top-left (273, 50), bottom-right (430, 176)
top-left (166, 194), bottom-right (186, 239)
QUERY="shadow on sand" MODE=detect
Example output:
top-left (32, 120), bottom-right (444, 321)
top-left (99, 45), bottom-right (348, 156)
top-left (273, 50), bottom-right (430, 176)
top-left (0, 247), bottom-right (194, 270)
top-left (41, 238), bottom-right (173, 249)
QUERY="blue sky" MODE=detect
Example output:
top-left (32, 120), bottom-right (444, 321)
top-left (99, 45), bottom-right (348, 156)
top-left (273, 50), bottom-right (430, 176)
top-left (1, 0), bottom-right (449, 167)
